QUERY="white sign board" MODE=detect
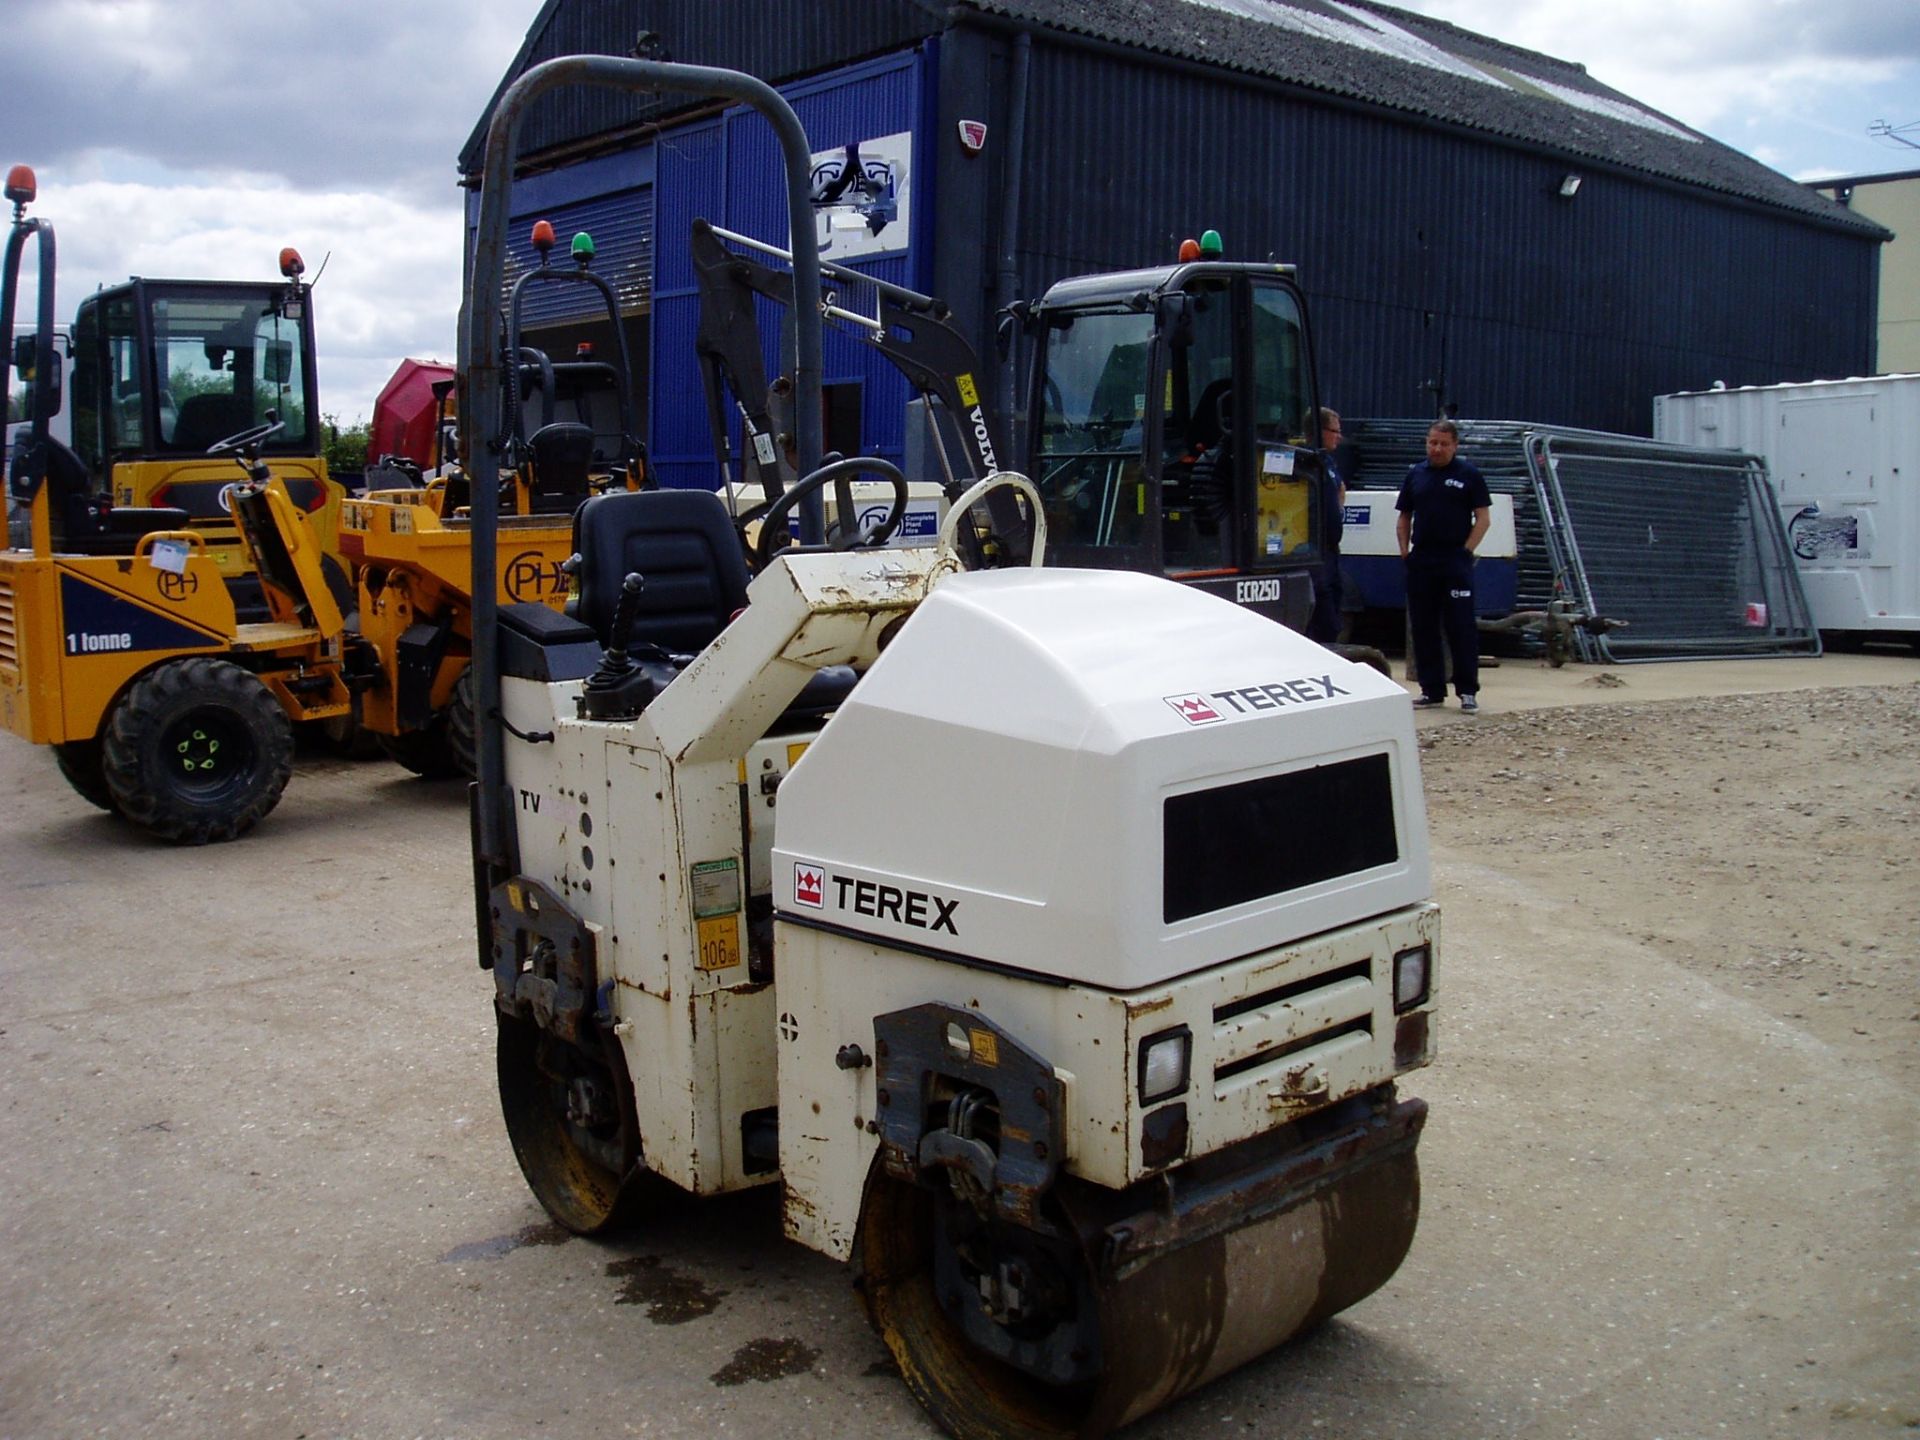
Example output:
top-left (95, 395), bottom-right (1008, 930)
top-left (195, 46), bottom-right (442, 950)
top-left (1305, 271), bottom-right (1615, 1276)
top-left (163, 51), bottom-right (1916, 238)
top-left (809, 131), bottom-right (912, 260)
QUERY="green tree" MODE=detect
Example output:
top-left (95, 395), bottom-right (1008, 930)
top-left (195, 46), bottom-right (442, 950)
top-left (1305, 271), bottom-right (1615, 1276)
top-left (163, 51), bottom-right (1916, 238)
top-left (324, 414), bottom-right (370, 474)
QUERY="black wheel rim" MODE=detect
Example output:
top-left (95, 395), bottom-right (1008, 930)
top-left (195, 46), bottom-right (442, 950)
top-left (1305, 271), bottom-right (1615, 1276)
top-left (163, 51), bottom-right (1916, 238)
top-left (159, 705), bottom-right (258, 802)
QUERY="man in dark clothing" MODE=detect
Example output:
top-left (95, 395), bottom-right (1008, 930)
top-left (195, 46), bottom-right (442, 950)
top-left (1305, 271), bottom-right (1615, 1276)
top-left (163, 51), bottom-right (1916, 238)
top-left (1306, 407), bottom-right (1346, 644)
top-left (1396, 419), bottom-right (1492, 712)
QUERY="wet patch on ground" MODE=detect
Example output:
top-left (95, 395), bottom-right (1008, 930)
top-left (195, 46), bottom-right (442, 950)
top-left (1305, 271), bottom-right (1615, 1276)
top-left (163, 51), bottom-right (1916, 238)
top-left (438, 1222), bottom-right (572, 1263)
top-left (710, 1336), bottom-right (820, 1386)
top-left (607, 1254), bottom-right (727, 1323)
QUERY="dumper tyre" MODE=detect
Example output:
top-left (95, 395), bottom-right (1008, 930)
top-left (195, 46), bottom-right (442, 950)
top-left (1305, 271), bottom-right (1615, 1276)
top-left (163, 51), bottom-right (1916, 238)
top-left (53, 739), bottom-right (118, 813)
top-left (445, 668), bottom-right (477, 780)
top-left (497, 1012), bottom-right (655, 1235)
top-left (376, 717), bottom-right (461, 779)
top-left (101, 658), bottom-right (294, 844)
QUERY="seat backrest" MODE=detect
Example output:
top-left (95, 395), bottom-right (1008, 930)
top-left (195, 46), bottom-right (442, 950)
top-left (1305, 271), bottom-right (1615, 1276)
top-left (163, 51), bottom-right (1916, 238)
top-left (171, 393), bottom-right (245, 452)
top-left (526, 421), bottom-right (594, 513)
top-left (571, 488), bottom-right (751, 653)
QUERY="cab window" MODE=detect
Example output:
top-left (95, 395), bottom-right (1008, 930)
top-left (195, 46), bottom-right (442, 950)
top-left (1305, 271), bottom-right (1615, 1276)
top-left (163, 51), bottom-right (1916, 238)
top-left (1033, 309), bottom-right (1153, 552)
top-left (150, 290), bottom-right (311, 452)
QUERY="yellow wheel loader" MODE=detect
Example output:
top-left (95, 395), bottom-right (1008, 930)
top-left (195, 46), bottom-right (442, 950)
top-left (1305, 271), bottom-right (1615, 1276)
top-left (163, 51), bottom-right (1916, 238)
top-left (0, 167), bottom-right (353, 843)
top-left (0, 169), bottom-right (346, 620)
top-left (464, 59), bottom-right (1436, 1440)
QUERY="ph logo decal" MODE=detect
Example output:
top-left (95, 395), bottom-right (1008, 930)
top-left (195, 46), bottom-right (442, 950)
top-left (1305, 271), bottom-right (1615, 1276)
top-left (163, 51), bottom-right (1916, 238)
top-left (793, 862), bottom-right (824, 909)
top-left (1165, 694), bottom-right (1223, 726)
top-left (156, 570), bottom-right (200, 603)
top-left (505, 550), bottom-right (566, 605)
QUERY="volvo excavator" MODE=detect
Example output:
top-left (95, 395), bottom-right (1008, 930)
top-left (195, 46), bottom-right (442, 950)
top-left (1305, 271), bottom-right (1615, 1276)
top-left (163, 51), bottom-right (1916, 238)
top-left (691, 219), bottom-right (1354, 647)
top-left (467, 57), bottom-right (1435, 1440)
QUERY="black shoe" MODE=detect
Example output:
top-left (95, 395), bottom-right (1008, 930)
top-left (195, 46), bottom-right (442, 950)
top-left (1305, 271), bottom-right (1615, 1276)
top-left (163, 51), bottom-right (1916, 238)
top-left (1412, 694), bottom-right (1445, 708)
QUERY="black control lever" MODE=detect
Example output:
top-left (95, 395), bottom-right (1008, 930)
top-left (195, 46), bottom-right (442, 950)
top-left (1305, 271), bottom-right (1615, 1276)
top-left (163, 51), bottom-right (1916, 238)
top-left (580, 572), bottom-right (657, 720)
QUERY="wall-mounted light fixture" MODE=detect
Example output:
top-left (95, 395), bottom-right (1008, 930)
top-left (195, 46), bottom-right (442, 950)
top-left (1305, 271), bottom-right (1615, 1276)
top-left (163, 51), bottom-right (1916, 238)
top-left (1558, 174), bottom-right (1583, 199)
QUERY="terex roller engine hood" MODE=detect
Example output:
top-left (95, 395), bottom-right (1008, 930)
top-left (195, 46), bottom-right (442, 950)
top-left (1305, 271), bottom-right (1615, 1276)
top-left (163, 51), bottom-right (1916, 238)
top-left (773, 568), bottom-right (1430, 992)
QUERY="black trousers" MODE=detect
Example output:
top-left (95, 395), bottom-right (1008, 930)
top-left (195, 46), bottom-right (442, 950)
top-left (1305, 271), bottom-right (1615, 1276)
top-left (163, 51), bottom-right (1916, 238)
top-left (1406, 548), bottom-right (1478, 698)
top-left (1307, 550), bottom-right (1343, 643)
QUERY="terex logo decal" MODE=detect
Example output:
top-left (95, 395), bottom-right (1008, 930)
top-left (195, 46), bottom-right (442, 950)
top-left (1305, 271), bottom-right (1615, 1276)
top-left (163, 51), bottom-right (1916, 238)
top-left (1170, 675), bottom-right (1352, 723)
top-left (1165, 693), bottom-right (1223, 725)
top-left (1212, 675), bottom-right (1351, 712)
top-left (794, 862), bottom-right (961, 935)
top-left (836, 875), bottom-right (960, 934)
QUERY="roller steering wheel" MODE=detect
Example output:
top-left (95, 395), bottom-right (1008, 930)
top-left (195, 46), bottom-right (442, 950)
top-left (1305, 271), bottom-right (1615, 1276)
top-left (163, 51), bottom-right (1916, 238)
top-left (753, 456), bottom-right (910, 570)
top-left (207, 413), bottom-right (286, 455)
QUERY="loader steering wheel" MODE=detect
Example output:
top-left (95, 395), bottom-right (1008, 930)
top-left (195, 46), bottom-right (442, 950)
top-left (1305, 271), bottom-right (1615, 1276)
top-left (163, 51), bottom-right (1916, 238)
top-left (207, 414), bottom-right (286, 456)
top-left (753, 456), bottom-right (909, 569)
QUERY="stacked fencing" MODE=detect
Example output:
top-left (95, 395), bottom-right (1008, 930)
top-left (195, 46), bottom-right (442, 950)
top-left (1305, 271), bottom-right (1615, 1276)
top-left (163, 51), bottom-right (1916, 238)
top-left (1343, 419), bottom-right (1818, 662)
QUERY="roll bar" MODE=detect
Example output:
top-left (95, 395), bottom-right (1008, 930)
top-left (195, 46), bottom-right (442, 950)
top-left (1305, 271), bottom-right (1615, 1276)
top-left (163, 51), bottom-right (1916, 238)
top-left (464, 57), bottom-right (832, 868)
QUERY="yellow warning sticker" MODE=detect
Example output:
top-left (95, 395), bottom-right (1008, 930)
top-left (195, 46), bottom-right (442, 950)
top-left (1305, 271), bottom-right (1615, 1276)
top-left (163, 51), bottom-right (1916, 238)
top-left (956, 372), bottom-right (980, 407)
top-left (969, 1028), bottom-right (1000, 1067)
top-left (696, 913), bottom-right (742, 971)
top-left (786, 741), bottom-right (811, 769)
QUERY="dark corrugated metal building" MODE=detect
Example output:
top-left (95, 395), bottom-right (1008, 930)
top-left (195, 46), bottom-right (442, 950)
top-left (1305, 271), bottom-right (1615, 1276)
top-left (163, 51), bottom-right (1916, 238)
top-left (460, 0), bottom-right (1888, 490)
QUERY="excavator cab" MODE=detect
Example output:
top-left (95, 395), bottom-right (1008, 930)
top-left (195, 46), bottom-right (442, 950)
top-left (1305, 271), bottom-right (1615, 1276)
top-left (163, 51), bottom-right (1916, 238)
top-left (1024, 260), bottom-right (1328, 629)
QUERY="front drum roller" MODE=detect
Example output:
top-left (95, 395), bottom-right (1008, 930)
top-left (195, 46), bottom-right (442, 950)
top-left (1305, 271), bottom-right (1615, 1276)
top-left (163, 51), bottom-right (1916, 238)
top-left (855, 1100), bottom-right (1424, 1440)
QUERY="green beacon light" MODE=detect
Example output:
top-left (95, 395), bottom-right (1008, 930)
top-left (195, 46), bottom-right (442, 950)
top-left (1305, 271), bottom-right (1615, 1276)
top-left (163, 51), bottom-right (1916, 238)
top-left (571, 231), bottom-right (596, 267)
top-left (1199, 229), bottom-right (1224, 258)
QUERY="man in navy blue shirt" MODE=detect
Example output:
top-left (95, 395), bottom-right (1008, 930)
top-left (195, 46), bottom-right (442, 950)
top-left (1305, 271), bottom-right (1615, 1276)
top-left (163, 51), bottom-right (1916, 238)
top-left (1396, 419), bottom-right (1492, 712)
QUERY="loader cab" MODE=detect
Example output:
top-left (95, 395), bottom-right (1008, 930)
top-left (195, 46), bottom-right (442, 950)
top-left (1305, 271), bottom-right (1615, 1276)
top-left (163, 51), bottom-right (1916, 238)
top-left (1025, 261), bottom-right (1327, 626)
top-left (69, 275), bottom-right (322, 483)
top-left (55, 270), bottom-right (340, 617)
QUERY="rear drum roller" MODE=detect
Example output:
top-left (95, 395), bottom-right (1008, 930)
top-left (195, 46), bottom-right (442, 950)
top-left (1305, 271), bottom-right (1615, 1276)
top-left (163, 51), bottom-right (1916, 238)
top-left (496, 1013), bottom-right (651, 1235)
top-left (855, 1136), bottom-right (1422, 1440)
top-left (101, 657), bottom-right (294, 844)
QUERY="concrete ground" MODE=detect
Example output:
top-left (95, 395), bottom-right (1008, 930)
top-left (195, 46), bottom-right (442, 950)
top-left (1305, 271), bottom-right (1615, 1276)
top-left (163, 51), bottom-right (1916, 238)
top-left (1, 648), bottom-right (1915, 1439)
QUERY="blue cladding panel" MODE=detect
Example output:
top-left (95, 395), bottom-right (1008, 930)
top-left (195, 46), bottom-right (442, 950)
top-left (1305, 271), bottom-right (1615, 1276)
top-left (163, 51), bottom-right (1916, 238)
top-left (502, 187), bottom-right (654, 328)
top-left (650, 48), bottom-right (933, 489)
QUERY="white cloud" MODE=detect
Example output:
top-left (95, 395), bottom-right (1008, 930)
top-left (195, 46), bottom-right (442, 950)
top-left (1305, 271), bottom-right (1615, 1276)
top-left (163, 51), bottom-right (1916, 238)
top-left (16, 158), bottom-right (464, 424)
top-left (1393, 0), bottom-right (1920, 175)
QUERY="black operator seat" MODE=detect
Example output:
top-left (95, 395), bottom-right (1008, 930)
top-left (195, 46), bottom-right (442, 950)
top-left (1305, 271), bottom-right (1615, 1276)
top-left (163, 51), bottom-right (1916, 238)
top-left (571, 487), bottom-right (751, 652)
top-left (170, 393), bottom-right (246, 453)
top-left (568, 486), bottom-right (856, 715)
top-left (525, 421), bottom-right (594, 514)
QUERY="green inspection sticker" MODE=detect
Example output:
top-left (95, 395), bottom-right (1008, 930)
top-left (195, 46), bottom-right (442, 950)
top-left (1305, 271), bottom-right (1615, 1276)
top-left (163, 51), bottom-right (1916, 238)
top-left (690, 858), bottom-right (742, 919)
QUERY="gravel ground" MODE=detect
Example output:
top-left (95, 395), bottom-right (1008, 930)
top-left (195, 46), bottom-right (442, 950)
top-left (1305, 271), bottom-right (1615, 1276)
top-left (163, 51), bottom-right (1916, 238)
top-left (1, 676), bottom-right (1915, 1438)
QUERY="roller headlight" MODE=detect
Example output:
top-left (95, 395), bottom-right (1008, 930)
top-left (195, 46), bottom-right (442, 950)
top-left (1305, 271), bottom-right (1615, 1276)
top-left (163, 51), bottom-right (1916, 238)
top-left (1393, 945), bottom-right (1431, 1013)
top-left (1137, 1026), bottom-right (1192, 1104)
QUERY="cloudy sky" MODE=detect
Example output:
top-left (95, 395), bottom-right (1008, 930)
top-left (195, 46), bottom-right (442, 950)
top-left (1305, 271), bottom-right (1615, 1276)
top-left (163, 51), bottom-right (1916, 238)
top-left (5, 0), bottom-right (1917, 427)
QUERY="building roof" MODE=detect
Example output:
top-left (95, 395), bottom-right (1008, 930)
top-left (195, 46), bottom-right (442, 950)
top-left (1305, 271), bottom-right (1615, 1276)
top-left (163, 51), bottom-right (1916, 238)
top-left (461, 0), bottom-right (1885, 240)
top-left (964, 0), bottom-right (1882, 237)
